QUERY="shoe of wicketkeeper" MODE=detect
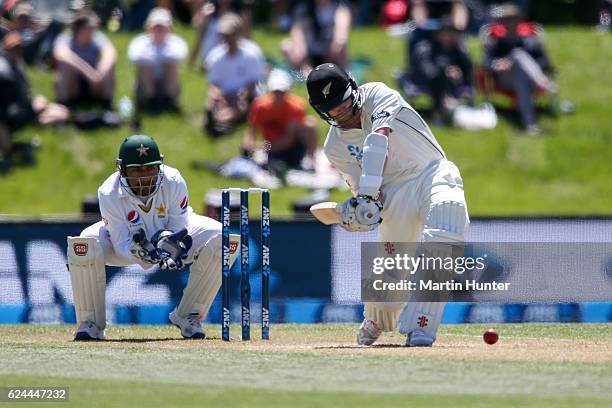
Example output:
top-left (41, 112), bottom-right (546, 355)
top-left (169, 310), bottom-right (206, 339)
top-left (406, 330), bottom-right (434, 347)
top-left (74, 321), bottom-right (105, 341)
top-left (356, 319), bottom-right (382, 346)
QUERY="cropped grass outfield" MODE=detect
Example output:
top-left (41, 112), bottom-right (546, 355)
top-left (1, 26), bottom-right (611, 216)
top-left (1, 324), bottom-right (612, 407)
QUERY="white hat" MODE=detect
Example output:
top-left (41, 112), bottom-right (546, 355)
top-left (146, 7), bottom-right (172, 28)
top-left (267, 69), bottom-right (292, 92)
top-left (217, 13), bottom-right (242, 35)
top-left (14, 3), bottom-right (34, 18)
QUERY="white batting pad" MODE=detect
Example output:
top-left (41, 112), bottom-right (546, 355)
top-left (398, 302), bottom-right (445, 340)
top-left (422, 201), bottom-right (469, 243)
top-left (67, 236), bottom-right (107, 330)
top-left (398, 200), bottom-right (468, 340)
top-left (364, 302), bottom-right (404, 332)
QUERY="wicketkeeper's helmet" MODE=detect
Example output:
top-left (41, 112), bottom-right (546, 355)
top-left (116, 134), bottom-right (164, 171)
top-left (116, 134), bottom-right (165, 199)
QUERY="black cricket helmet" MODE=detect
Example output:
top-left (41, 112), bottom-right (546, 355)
top-left (306, 63), bottom-right (362, 127)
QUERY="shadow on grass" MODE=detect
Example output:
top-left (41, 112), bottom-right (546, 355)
top-left (79, 335), bottom-right (238, 343)
top-left (314, 343), bottom-right (406, 349)
top-left (95, 337), bottom-right (186, 343)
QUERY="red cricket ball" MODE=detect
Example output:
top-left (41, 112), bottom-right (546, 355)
top-left (483, 329), bottom-right (499, 345)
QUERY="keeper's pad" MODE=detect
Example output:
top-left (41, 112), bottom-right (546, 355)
top-left (176, 233), bottom-right (240, 318)
top-left (398, 200), bottom-right (469, 340)
top-left (67, 236), bottom-right (107, 331)
top-left (357, 132), bottom-right (388, 197)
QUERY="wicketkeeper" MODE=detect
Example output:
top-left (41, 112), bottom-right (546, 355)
top-left (306, 63), bottom-right (470, 347)
top-left (67, 134), bottom-right (239, 340)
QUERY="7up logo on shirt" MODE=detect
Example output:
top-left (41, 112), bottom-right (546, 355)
top-left (347, 145), bottom-right (363, 163)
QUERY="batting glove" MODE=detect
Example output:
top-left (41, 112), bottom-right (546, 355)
top-left (339, 195), bottom-right (383, 232)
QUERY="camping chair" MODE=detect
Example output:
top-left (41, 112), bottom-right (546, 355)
top-left (477, 21), bottom-right (551, 109)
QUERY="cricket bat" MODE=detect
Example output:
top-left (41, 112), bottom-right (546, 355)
top-left (309, 202), bottom-right (341, 225)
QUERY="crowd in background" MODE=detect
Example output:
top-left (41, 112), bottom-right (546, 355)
top-left (0, 0), bottom-right (597, 174)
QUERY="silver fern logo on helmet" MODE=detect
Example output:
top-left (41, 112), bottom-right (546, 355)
top-left (322, 81), bottom-right (332, 98)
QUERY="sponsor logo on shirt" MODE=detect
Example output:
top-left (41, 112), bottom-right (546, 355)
top-left (180, 196), bottom-right (188, 212)
top-left (127, 210), bottom-right (140, 224)
top-left (347, 144), bottom-right (363, 163)
top-left (371, 110), bottom-right (390, 122)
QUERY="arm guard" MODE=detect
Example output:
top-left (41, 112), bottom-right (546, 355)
top-left (357, 132), bottom-right (388, 197)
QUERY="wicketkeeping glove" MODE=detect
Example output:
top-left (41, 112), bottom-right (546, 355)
top-left (130, 229), bottom-right (164, 265)
top-left (152, 228), bottom-right (193, 270)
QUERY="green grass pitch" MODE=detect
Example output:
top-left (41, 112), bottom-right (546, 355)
top-left (0, 324), bottom-right (611, 407)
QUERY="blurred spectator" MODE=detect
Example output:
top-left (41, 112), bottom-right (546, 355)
top-left (407, 0), bottom-right (468, 61)
top-left (482, 3), bottom-right (557, 134)
top-left (354, 0), bottom-right (385, 26)
top-left (0, 2), bottom-right (64, 67)
top-left (117, 0), bottom-right (156, 31)
top-left (597, 0), bottom-right (612, 31)
top-left (269, 0), bottom-right (292, 32)
top-left (243, 69), bottom-right (318, 171)
top-left (380, 0), bottom-right (410, 26)
top-left (189, 0), bottom-right (251, 68)
top-left (467, 1), bottom-right (529, 30)
top-left (52, 9), bottom-right (116, 110)
top-left (204, 13), bottom-right (264, 137)
top-left (282, 0), bottom-right (352, 76)
top-left (128, 7), bottom-right (187, 113)
top-left (0, 32), bottom-right (69, 171)
top-left (411, 0), bottom-right (469, 31)
top-left (410, 19), bottom-right (473, 123)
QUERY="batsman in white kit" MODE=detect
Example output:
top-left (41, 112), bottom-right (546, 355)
top-left (306, 63), bottom-right (469, 347)
top-left (67, 134), bottom-right (239, 340)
